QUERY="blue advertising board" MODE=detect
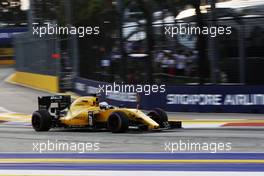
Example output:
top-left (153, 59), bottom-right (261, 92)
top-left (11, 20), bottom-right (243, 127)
top-left (0, 27), bottom-right (27, 43)
top-left (73, 77), bottom-right (264, 113)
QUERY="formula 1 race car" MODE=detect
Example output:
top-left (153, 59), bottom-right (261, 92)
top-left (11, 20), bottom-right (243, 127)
top-left (31, 95), bottom-right (182, 133)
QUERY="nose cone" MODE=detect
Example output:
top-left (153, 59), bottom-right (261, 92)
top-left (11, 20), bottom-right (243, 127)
top-left (154, 125), bottom-right (160, 129)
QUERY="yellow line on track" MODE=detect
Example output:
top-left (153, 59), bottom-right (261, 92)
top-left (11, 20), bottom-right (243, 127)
top-left (0, 113), bottom-right (31, 122)
top-left (0, 159), bottom-right (264, 164)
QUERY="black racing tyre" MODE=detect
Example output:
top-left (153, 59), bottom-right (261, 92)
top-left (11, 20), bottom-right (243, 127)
top-left (32, 110), bottom-right (52, 132)
top-left (107, 111), bottom-right (129, 133)
top-left (147, 108), bottom-right (168, 128)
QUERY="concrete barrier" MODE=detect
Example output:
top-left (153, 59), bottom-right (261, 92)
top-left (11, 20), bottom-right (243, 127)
top-left (7, 71), bottom-right (59, 93)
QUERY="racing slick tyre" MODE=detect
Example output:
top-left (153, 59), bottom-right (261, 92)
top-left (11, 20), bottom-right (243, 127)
top-left (148, 108), bottom-right (168, 128)
top-left (32, 110), bottom-right (52, 132)
top-left (107, 111), bottom-right (129, 133)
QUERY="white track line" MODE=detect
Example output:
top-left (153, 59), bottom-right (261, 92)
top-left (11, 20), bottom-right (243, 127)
top-left (183, 123), bottom-right (224, 128)
top-left (0, 107), bottom-right (14, 114)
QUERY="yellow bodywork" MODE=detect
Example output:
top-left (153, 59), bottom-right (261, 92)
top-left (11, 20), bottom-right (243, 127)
top-left (59, 96), bottom-right (159, 129)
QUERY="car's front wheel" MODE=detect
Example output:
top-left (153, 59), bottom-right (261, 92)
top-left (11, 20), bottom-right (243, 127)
top-left (147, 108), bottom-right (168, 128)
top-left (32, 110), bottom-right (52, 132)
top-left (107, 111), bottom-right (129, 133)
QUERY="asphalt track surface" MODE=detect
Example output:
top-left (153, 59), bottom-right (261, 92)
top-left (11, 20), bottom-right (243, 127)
top-left (0, 67), bottom-right (264, 153)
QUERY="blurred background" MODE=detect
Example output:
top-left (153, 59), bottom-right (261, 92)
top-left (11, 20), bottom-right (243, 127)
top-left (0, 0), bottom-right (264, 90)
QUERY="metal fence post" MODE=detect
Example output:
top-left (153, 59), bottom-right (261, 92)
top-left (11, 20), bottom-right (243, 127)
top-left (64, 0), bottom-right (79, 77)
top-left (239, 23), bottom-right (246, 84)
top-left (208, 0), bottom-right (218, 84)
top-left (117, 0), bottom-right (127, 82)
top-left (27, 0), bottom-right (34, 32)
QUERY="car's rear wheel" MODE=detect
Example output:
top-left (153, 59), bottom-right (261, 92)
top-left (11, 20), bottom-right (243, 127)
top-left (107, 111), bottom-right (129, 133)
top-left (147, 108), bottom-right (168, 128)
top-left (32, 110), bottom-right (52, 131)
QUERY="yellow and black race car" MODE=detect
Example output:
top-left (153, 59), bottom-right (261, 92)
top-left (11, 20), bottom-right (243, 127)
top-left (32, 95), bottom-right (182, 133)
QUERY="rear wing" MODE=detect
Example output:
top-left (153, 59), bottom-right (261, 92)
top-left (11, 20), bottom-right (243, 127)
top-left (38, 95), bottom-right (71, 111)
